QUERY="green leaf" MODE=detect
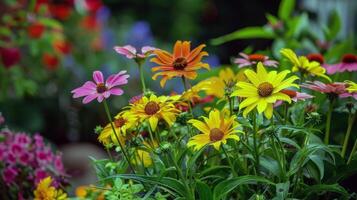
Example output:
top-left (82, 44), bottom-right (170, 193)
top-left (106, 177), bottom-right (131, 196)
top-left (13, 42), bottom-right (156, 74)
top-left (273, 181), bottom-right (290, 200)
top-left (213, 175), bottom-right (275, 200)
top-left (309, 154), bottom-right (324, 180)
top-left (196, 180), bottom-right (213, 200)
top-left (266, 13), bottom-right (279, 25)
top-left (38, 17), bottom-right (63, 30)
top-left (278, 0), bottom-right (295, 21)
top-left (303, 184), bottom-right (349, 199)
top-left (210, 27), bottom-right (275, 45)
top-left (286, 13), bottom-right (309, 38)
top-left (326, 10), bottom-right (341, 40)
top-left (327, 160), bottom-right (357, 183)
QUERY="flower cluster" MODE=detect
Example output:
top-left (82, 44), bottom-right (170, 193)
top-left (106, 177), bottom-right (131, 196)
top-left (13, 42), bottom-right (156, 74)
top-left (0, 116), bottom-right (67, 199)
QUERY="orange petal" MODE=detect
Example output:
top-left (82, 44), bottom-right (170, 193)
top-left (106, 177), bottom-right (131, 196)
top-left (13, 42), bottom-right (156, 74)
top-left (152, 65), bottom-right (173, 72)
top-left (154, 50), bottom-right (173, 64)
top-left (150, 58), bottom-right (167, 65)
top-left (182, 41), bottom-right (191, 57)
top-left (187, 44), bottom-right (206, 62)
top-left (160, 76), bottom-right (169, 87)
top-left (173, 40), bottom-right (183, 58)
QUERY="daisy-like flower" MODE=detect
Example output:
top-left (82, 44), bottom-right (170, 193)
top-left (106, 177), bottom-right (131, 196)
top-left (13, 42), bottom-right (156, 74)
top-left (302, 81), bottom-right (356, 99)
top-left (274, 89), bottom-right (313, 107)
top-left (71, 71), bottom-right (129, 104)
top-left (231, 62), bottom-right (299, 119)
top-left (132, 141), bottom-right (157, 167)
top-left (98, 111), bottom-right (136, 146)
top-left (114, 45), bottom-right (156, 59)
top-left (306, 53), bottom-right (325, 65)
top-left (150, 40), bottom-right (210, 87)
top-left (204, 67), bottom-right (247, 98)
top-left (325, 54), bottom-right (357, 74)
top-left (187, 110), bottom-right (242, 151)
top-left (34, 176), bottom-right (67, 200)
top-left (127, 94), bottom-right (180, 131)
top-left (281, 48), bottom-right (331, 82)
top-left (234, 52), bottom-right (278, 68)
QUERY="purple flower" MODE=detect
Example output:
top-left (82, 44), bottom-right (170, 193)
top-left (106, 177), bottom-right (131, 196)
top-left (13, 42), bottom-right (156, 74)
top-left (114, 45), bottom-right (156, 59)
top-left (34, 169), bottom-right (48, 184)
top-left (2, 166), bottom-right (18, 185)
top-left (325, 54), bottom-right (357, 74)
top-left (54, 154), bottom-right (65, 173)
top-left (0, 113), bottom-right (5, 125)
top-left (71, 70), bottom-right (129, 104)
top-left (234, 53), bottom-right (278, 68)
top-left (34, 134), bottom-right (45, 148)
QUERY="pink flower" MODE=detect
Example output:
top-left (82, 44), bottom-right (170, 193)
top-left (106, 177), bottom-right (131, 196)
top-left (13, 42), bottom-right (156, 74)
top-left (234, 53), bottom-right (278, 68)
top-left (274, 90), bottom-right (313, 107)
top-left (129, 94), bottom-right (143, 104)
top-left (34, 134), bottom-right (45, 148)
top-left (0, 113), bottom-right (5, 125)
top-left (34, 169), bottom-right (48, 184)
top-left (114, 45), bottom-right (156, 59)
top-left (302, 81), bottom-right (356, 100)
top-left (71, 70), bottom-right (129, 104)
top-left (54, 154), bottom-right (65, 173)
top-left (324, 54), bottom-right (357, 74)
top-left (2, 166), bottom-right (18, 185)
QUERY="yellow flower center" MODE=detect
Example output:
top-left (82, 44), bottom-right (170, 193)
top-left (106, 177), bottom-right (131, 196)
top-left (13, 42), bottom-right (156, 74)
top-left (144, 101), bottom-right (160, 115)
top-left (114, 117), bottom-right (126, 128)
top-left (209, 128), bottom-right (224, 142)
top-left (173, 57), bottom-right (188, 70)
top-left (96, 83), bottom-right (107, 93)
top-left (258, 82), bottom-right (274, 97)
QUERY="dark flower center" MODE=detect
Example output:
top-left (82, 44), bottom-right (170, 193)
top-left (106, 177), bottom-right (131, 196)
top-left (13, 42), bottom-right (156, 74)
top-left (144, 101), bottom-right (160, 115)
top-left (281, 89), bottom-right (297, 98)
top-left (306, 53), bottom-right (324, 64)
top-left (341, 54), bottom-right (357, 64)
top-left (114, 117), bottom-right (126, 128)
top-left (96, 83), bottom-right (107, 93)
top-left (209, 128), bottom-right (224, 142)
top-left (248, 54), bottom-right (266, 62)
top-left (258, 82), bottom-right (274, 97)
top-left (173, 57), bottom-right (188, 70)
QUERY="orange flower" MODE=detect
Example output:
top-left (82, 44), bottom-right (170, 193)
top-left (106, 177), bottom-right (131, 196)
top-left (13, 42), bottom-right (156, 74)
top-left (150, 40), bottom-right (210, 87)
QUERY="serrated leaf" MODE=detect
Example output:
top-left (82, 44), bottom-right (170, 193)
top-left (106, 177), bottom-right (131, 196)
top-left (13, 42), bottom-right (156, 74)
top-left (210, 27), bottom-right (275, 45)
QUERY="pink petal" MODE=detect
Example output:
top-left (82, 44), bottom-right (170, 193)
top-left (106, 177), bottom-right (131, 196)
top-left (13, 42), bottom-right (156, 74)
top-left (106, 72), bottom-right (130, 88)
top-left (103, 91), bottom-right (111, 98)
top-left (234, 58), bottom-right (249, 64)
top-left (82, 94), bottom-right (99, 104)
top-left (97, 95), bottom-right (105, 103)
top-left (237, 62), bottom-right (252, 68)
top-left (141, 46), bottom-right (156, 55)
top-left (325, 64), bottom-right (340, 75)
top-left (93, 71), bottom-right (104, 84)
top-left (239, 52), bottom-right (249, 59)
top-left (113, 45), bottom-right (136, 59)
top-left (264, 60), bottom-right (279, 67)
top-left (109, 88), bottom-right (124, 95)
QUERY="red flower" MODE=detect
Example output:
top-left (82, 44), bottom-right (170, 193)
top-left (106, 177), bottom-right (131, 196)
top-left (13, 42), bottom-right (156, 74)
top-left (53, 40), bottom-right (71, 55)
top-left (49, 4), bottom-right (72, 20)
top-left (42, 53), bottom-right (59, 70)
top-left (27, 23), bottom-right (45, 39)
top-left (81, 15), bottom-right (99, 30)
top-left (0, 47), bottom-right (21, 68)
top-left (84, 0), bottom-right (103, 13)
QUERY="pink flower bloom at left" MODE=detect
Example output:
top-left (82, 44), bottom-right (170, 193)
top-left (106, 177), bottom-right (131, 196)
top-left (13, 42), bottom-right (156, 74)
top-left (234, 53), bottom-right (278, 68)
top-left (71, 70), bottom-right (129, 104)
top-left (114, 45), bottom-right (156, 59)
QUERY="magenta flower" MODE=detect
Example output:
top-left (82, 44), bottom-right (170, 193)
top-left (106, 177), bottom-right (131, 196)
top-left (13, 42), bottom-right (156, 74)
top-left (234, 53), bottom-right (278, 68)
top-left (302, 81), bottom-right (356, 100)
top-left (324, 54), bottom-right (357, 74)
top-left (2, 166), bottom-right (18, 185)
top-left (71, 70), bottom-right (129, 104)
top-left (114, 45), bottom-right (156, 59)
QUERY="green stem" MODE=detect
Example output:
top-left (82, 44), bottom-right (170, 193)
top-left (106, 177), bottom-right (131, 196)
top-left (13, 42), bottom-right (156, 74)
top-left (181, 76), bottom-right (193, 116)
top-left (103, 100), bottom-right (135, 172)
top-left (283, 103), bottom-right (288, 124)
top-left (138, 62), bottom-right (146, 93)
top-left (222, 145), bottom-right (238, 177)
top-left (324, 99), bottom-right (335, 144)
top-left (342, 113), bottom-right (356, 158)
top-left (252, 113), bottom-right (260, 175)
top-left (227, 95), bottom-right (233, 116)
top-left (347, 138), bottom-right (357, 164)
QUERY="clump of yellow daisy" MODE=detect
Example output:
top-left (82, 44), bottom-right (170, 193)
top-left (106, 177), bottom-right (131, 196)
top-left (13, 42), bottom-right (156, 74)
top-left (98, 111), bottom-right (136, 146)
top-left (204, 67), bottom-right (247, 98)
top-left (187, 110), bottom-right (242, 151)
top-left (34, 176), bottom-right (67, 200)
top-left (127, 94), bottom-right (180, 131)
top-left (132, 141), bottom-right (157, 167)
top-left (280, 48), bottom-right (331, 82)
top-left (231, 62), bottom-right (299, 119)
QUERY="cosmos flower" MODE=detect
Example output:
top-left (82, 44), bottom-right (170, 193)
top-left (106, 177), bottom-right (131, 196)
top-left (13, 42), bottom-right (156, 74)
top-left (114, 45), bottom-right (156, 59)
top-left (71, 70), bottom-right (129, 104)
top-left (231, 62), bottom-right (299, 119)
top-left (187, 110), bottom-right (242, 151)
top-left (325, 54), bottom-right (357, 74)
top-left (150, 40), bottom-right (210, 87)
top-left (281, 48), bottom-right (331, 82)
top-left (234, 53), bottom-right (278, 68)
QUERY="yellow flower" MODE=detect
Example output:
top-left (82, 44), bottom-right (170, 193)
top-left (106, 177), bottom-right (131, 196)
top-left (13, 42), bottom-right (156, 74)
top-left (34, 176), bottom-right (67, 200)
top-left (150, 40), bottom-right (210, 87)
top-left (181, 80), bottom-right (211, 102)
top-left (128, 94), bottom-right (180, 131)
top-left (345, 80), bottom-right (357, 93)
top-left (132, 141), bottom-right (157, 167)
top-left (98, 111), bottom-right (136, 146)
top-left (280, 48), bottom-right (331, 82)
top-left (231, 62), bottom-right (299, 119)
top-left (187, 110), bottom-right (242, 151)
top-left (204, 67), bottom-right (247, 98)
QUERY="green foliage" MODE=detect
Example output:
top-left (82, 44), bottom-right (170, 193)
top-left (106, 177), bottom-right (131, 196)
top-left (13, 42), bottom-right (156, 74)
top-left (210, 27), bottom-right (275, 45)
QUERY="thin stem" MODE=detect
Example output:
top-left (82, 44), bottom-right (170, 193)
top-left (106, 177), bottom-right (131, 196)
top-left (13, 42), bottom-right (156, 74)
top-left (342, 113), bottom-right (356, 158)
top-left (227, 95), bottom-right (233, 116)
top-left (103, 100), bottom-right (135, 172)
top-left (252, 113), bottom-right (260, 175)
top-left (181, 76), bottom-right (193, 116)
top-left (347, 138), bottom-right (357, 164)
top-left (105, 147), bottom-right (113, 161)
top-left (222, 145), bottom-right (238, 177)
top-left (138, 62), bottom-right (147, 93)
top-left (324, 99), bottom-right (335, 144)
top-left (283, 103), bottom-right (288, 124)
